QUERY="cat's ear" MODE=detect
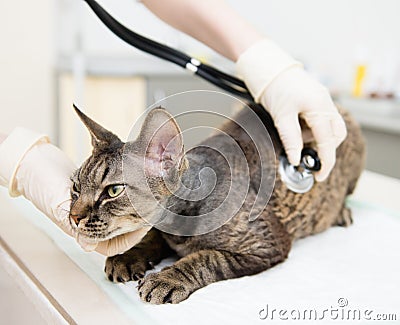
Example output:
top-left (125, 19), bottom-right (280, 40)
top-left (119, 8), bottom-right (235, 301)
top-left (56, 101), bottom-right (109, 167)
top-left (73, 104), bottom-right (122, 151)
top-left (138, 107), bottom-right (187, 179)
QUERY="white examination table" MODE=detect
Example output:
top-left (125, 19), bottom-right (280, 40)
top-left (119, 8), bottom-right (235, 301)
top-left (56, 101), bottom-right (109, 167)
top-left (0, 170), bottom-right (399, 324)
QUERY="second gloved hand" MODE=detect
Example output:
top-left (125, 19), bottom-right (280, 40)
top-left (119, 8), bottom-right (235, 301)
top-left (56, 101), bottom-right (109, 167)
top-left (0, 128), bottom-right (151, 256)
top-left (237, 39), bottom-right (347, 182)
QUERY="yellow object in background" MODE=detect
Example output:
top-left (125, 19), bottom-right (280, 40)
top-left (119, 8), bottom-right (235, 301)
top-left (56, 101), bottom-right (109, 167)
top-left (352, 65), bottom-right (367, 97)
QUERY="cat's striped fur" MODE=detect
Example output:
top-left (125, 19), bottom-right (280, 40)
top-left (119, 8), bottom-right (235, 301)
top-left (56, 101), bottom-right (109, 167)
top-left (71, 105), bottom-right (365, 304)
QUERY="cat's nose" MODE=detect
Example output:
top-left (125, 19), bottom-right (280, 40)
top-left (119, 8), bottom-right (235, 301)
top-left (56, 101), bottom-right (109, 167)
top-left (70, 214), bottom-right (86, 226)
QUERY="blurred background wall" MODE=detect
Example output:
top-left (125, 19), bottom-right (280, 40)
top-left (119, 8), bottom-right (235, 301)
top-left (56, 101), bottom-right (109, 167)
top-left (55, 0), bottom-right (400, 96)
top-left (0, 0), bottom-right (55, 137)
top-left (1, 0), bottom-right (399, 175)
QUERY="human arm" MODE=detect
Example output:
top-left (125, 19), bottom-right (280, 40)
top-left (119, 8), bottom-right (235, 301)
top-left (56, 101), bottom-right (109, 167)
top-left (140, 0), bottom-right (263, 61)
top-left (140, 0), bottom-right (347, 181)
top-left (0, 128), bottom-right (151, 256)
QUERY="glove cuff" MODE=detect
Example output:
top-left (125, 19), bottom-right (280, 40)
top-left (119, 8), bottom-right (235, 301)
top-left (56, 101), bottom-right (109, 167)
top-left (236, 38), bottom-right (303, 103)
top-left (0, 127), bottom-right (49, 196)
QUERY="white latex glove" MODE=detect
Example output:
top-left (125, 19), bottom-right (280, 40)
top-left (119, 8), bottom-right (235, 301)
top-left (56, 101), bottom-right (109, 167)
top-left (237, 39), bottom-right (347, 181)
top-left (0, 128), bottom-right (151, 256)
top-left (84, 228), bottom-right (151, 256)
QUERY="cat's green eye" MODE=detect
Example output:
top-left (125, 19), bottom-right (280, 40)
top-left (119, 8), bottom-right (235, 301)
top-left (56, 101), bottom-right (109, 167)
top-left (107, 184), bottom-right (125, 198)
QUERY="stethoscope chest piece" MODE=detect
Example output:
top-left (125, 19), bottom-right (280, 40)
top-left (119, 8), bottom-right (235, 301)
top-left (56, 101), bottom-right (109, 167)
top-left (278, 155), bottom-right (315, 194)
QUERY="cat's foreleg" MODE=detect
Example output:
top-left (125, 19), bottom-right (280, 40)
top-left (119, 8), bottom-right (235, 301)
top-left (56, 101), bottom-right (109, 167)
top-left (105, 228), bottom-right (173, 282)
top-left (138, 246), bottom-right (289, 304)
top-left (335, 204), bottom-right (353, 227)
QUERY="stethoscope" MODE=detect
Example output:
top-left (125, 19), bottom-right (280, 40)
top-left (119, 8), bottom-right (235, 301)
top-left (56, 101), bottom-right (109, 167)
top-left (83, 0), bottom-right (321, 194)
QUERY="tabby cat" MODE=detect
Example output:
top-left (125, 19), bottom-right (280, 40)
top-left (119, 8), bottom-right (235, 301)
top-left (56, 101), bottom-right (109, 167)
top-left (70, 104), bottom-right (365, 304)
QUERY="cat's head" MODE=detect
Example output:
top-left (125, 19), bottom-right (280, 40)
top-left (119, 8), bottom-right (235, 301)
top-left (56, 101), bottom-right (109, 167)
top-left (69, 105), bottom-right (187, 243)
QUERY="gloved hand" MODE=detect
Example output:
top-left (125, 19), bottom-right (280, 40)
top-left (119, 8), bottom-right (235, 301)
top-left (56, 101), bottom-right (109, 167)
top-left (0, 128), bottom-right (151, 256)
top-left (236, 39), bottom-right (347, 181)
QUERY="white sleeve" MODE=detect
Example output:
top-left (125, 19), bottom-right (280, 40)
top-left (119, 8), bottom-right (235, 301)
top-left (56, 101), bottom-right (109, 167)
top-left (0, 127), bottom-right (50, 196)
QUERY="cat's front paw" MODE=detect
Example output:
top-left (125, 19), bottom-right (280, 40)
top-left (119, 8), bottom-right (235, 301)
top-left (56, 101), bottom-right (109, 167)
top-left (138, 271), bottom-right (190, 304)
top-left (336, 206), bottom-right (353, 227)
top-left (105, 254), bottom-right (153, 283)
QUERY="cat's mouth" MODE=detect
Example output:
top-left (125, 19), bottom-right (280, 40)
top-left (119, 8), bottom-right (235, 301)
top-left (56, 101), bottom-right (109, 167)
top-left (69, 211), bottom-right (150, 243)
top-left (73, 228), bottom-right (117, 243)
top-left (75, 222), bottom-right (148, 243)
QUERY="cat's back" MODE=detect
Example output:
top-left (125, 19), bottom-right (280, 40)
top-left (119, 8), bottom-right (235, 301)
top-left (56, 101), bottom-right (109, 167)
top-left (164, 105), bottom-right (365, 254)
top-left (192, 105), bottom-right (366, 240)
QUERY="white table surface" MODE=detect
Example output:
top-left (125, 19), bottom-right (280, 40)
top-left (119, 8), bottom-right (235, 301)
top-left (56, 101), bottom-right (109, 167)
top-left (0, 170), bottom-right (399, 325)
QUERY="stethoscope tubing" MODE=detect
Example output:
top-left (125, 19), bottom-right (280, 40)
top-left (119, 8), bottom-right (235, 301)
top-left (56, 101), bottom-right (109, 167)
top-left (83, 0), bottom-right (252, 97)
top-left (82, 0), bottom-right (320, 173)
